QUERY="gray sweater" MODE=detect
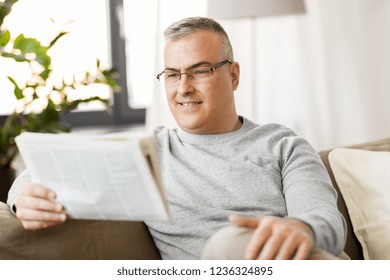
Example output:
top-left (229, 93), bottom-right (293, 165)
top-left (145, 117), bottom-right (346, 259)
top-left (8, 117), bottom-right (346, 259)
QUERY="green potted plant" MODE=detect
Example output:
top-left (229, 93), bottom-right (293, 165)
top-left (0, 0), bottom-right (120, 201)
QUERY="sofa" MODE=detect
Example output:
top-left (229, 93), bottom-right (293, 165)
top-left (1, 138), bottom-right (389, 260)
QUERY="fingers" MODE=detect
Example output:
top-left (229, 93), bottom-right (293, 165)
top-left (245, 221), bottom-right (272, 259)
top-left (230, 215), bottom-right (314, 260)
top-left (229, 215), bottom-right (272, 259)
top-left (229, 215), bottom-right (260, 229)
top-left (273, 231), bottom-right (311, 260)
top-left (19, 217), bottom-right (67, 230)
top-left (16, 206), bottom-right (67, 225)
top-left (17, 194), bottom-right (62, 213)
top-left (291, 237), bottom-right (313, 260)
top-left (257, 224), bottom-right (287, 259)
top-left (19, 182), bottom-right (57, 201)
top-left (14, 182), bottom-right (67, 230)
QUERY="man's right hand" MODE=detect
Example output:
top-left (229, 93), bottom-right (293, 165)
top-left (14, 182), bottom-right (67, 230)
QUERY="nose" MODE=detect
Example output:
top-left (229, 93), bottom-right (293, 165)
top-left (176, 73), bottom-right (193, 95)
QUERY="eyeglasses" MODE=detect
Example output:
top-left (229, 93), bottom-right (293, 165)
top-left (156, 59), bottom-right (232, 87)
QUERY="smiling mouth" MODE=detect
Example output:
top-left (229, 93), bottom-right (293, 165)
top-left (179, 102), bottom-right (202, 107)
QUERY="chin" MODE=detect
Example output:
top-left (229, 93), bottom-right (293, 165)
top-left (177, 120), bottom-right (202, 133)
top-left (174, 112), bottom-right (210, 132)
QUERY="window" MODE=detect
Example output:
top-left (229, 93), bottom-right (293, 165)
top-left (0, 0), bottom-right (145, 128)
top-left (121, 0), bottom-right (158, 108)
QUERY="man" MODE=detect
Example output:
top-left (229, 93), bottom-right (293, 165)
top-left (7, 17), bottom-right (346, 260)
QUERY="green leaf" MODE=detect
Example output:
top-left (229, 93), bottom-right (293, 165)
top-left (35, 51), bottom-right (51, 67)
top-left (101, 69), bottom-right (121, 92)
top-left (14, 34), bottom-right (43, 53)
top-left (64, 96), bottom-right (109, 113)
top-left (0, 29), bottom-right (10, 47)
top-left (39, 67), bottom-right (51, 80)
top-left (1, 51), bottom-right (28, 62)
top-left (47, 31), bottom-right (68, 49)
top-left (0, 0), bottom-right (19, 27)
top-left (25, 114), bottom-right (38, 131)
top-left (13, 34), bottom-right (51, 68)
top-left (7, 76), bottom-right (24, 99)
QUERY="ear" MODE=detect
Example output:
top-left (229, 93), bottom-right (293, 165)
top-left (230, 61), bottom-right (240, 91)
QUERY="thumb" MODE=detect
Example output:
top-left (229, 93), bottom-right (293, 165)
top-left (229, 215), bottom-right (260, 229)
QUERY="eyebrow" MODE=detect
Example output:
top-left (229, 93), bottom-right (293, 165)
top-left (164, 61), bottom-right (212, 72)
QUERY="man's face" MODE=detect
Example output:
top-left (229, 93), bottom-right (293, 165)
top-left (163, 31), bottom-right (240, 134)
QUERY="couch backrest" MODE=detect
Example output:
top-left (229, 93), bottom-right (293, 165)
top-left (318, 138), bottom-right (390, 260)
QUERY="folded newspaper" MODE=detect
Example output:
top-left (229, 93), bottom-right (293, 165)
top-left (15, 132), bottom-right (169, 221)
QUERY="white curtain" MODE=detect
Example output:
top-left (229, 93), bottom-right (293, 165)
top-left (147, 0), bottom-right (390, 150)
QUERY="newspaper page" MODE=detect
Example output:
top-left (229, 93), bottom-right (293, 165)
top-left (15, 132), bottom-right (169, 221)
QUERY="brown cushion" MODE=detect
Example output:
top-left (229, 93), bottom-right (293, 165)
top-left (0, 202), bottom-right (161, 260)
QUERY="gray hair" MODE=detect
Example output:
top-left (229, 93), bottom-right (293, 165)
top-left (163, 17), bottom-right (234, 60)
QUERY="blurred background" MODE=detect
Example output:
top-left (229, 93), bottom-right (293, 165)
top-left (1, 0), bottom-right (389, 151)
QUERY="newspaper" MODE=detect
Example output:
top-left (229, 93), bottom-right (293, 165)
top-left (15, 132), bottom-right (169, 221)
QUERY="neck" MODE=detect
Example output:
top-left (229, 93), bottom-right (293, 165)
top-left (230, 116), bottom-right (243, 132)
top-left (185, 115), bottom-right (243, 135)
top-left (209, 115), bottom-right (243, 134)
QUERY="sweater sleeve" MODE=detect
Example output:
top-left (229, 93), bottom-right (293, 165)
top-left (279, 132), bottom-right (346, 255)
top-left (6, 169), bottom-right (31, 214)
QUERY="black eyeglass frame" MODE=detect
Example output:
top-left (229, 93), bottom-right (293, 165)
top-left (156, 59), bottom-right (233, 81)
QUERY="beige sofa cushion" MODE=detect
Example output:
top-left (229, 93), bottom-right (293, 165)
top-left (0, 202), bottom-right (161, 259)
top-left (329, 148), bottom-right (390, 260)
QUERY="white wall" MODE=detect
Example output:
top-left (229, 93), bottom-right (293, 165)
top-left (224, 0), bottom-right (390, 150)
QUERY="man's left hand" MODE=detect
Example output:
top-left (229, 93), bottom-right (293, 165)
top-left (229, 215), bottom-right (314, 260)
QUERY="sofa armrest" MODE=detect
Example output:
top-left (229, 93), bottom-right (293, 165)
top-left (0, 202), bottom-right (161, 260)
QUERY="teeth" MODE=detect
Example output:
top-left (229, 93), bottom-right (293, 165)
top-left (181, 102), bottom-right (200, 107)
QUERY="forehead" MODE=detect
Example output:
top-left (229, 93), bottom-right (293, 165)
top-left (163, 31), bottom-right (224, 68)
